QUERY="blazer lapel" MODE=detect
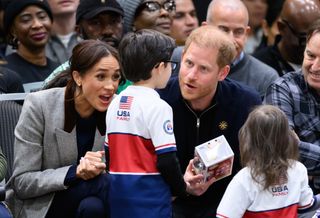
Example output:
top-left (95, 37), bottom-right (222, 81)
top-left (55, 127), bottom-right (78, 165)
top-left (92, 130), bottom-right (105, 152)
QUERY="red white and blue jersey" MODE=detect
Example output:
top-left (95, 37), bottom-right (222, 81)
top-left (216, 161), bottom-right (315, 218)
top-left (105, 86), bottom-right (177, 218)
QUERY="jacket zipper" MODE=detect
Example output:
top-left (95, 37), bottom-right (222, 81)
top-left (183, 100), bottom-right (217, 145)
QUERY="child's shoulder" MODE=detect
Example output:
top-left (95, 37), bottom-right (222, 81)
top-left (288, 160), bottom-right (307, 173)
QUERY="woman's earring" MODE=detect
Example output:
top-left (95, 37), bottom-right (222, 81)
top-left (12, 36), bottom-right (19, 49)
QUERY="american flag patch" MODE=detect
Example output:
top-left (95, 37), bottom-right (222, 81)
top-left (119, 96), bottom-right (133, 110)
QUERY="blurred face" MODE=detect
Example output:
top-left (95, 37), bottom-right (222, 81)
top-left (261, 17), bottom-right (280, 46)
top-left (12, 6), bottom-right (52, 50)
top-left (78, 12), bottom-right (123, 48)
top-left (208, 6), bottom-right (249, 59)
top-left (170, 0), bottom-right (198, 45)
top-left (242, 0), bottom-right (267, 30)
top-left (47, 0), bottom-right (79, 16)
top-left (74, 55), bottom-right (121, 115)
top-left (134, 0), bottom-right (176, 35)
top-left (279, 18), bottom-right (307, 64)
top-left (302, 33), bottom-right (320, 95)
top-left (179, 42), bottom-right (228, 110)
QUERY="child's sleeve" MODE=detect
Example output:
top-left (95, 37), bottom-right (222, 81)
top-left (147, 101), bottom-right (186, 196)
top-left (216, 171), bottom-right (250, 218)
top-left (298, 163), bottom-right (320, 214)
top-left (157, 152), bottom-right (187, 197)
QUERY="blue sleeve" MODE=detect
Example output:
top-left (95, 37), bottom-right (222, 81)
top-left (64, 165), bottom-right (79, 186)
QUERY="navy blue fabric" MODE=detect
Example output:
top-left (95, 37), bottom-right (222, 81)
top-left (157, 77), bottom-right (261, 215)
top-left (46, 174), bottom-right (109, 218)
top-left (0, 202), bottom-right (12, 218)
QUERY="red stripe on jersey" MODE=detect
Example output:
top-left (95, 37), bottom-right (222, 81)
top-left (216, 213), bottom-right (229, 218)
top-left (243, 204), bottom-right (298, 218)
top-left (298, 199), bottom-right (313, 210)
top-left (155, 143), bottom-right (176, 150)
top-left (108, 133), bottom-right (158, 173)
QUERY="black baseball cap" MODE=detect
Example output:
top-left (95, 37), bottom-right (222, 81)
top-left (76, 0), bottom-right (124, 24)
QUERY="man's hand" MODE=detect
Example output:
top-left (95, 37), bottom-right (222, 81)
top-left (184, 159), bottom-right (216, 196)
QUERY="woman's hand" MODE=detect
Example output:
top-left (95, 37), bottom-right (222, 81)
top-left (76, 151), bottom-right (106, 180)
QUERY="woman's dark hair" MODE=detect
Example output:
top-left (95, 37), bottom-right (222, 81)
top-left (45, 40), bottom-right (125, 90)
top-left (306, 18), bottom-right (320, 44)
top-left (118, 29), bottom-right (176, 82)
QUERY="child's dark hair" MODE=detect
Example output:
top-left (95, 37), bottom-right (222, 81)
top-left (118, 29), bottom-right (176, 82)
top-left (239, 105), bottom-right (299, 190)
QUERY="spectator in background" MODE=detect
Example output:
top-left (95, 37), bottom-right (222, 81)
top-left (170, 0), bottom-right (198, 46)
top-left (0, 67), bottom-right (24, 93)
top-left (242, 0), bottom-right (268, 54)
top-left (6, 39), bottom-right (125, 218)
top-left (42, 0), bottom-right (132, 93)
top-left (3, 0), bottom-right (59, 92)
top-left (255, 0), bottom-right (284, 52)
top-left (203, 0), bottom-right (278, 98)
top-left (254, 0), bottom-right (320, 76)
top-left (158, 25), bottom-right (261, 218)
top-left (117, 0), bottom-right (176, 35)
top-left (46, 0), bottom-right (80, 65)
top-left (264, 19), bottom-right (320, 194)
top-left (76, 0), bottom-right (124, 49)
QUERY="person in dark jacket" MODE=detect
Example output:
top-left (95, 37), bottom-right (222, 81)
top-left (158, 25), bottom-right (262, 218)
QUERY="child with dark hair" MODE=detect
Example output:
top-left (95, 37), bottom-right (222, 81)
top-left (105, 29), bottom-right (204, 218)
top-left (217, 105), bottom-right (320, 218)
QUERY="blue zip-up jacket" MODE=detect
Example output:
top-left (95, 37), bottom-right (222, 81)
top-left (158, 76), bottom-right (262, 212)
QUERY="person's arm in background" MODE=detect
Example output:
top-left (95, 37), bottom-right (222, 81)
top-left (0, 147), bottom-right (7, 182)
top-left (264, 80), bottom-right (320, 174)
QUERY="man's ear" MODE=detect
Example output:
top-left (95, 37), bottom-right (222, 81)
top-left (245, 25), bottom-right (251, 37)
top-left (218, 65), bottom-right (230, 81)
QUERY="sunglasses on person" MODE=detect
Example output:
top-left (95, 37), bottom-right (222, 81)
top-left (139, 0), bottom-right (176, 14)
top-left (281, 19), bottom-right (307, 46)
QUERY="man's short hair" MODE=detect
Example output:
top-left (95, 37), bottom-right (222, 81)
top-left (307, 18), bottom-right (320, 43)
top-left (184, 26), bottom-right (236, 68)
top-left (118, 29), bottom-right (176, 82)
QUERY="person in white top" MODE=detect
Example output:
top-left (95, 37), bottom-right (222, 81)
top-left (217, 105), bottom-right (320, 218)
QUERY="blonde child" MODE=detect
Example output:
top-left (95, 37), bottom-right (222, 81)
top-left (217, 105), bottom-right (320, 217)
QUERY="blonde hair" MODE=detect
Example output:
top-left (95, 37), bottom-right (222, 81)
top-left (184, 25), bottom-right (236, 68)
top-left (239, 105), bottom-right (299, 190)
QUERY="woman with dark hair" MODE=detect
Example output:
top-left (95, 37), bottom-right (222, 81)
top-left (3, 0), bottom-right (58, 92)
top-left (6, 39), bottom-right (125, 218)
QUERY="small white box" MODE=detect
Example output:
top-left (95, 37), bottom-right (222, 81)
top-left (193, 135), bottom-right (234, 182)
